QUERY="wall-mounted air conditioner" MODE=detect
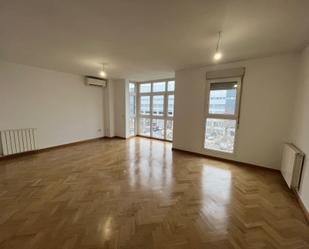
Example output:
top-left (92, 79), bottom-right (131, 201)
top-left (85, 76), bottom-right (107, 87)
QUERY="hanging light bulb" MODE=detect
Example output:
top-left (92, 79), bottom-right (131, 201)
top-left (214, 52), bottom-right (222, 60)
top-left (99, 64), bottom-right (107, 78)
top-left (214, 31), bottom-right (222, 61)
top-left (100, 70), bottom-right (106, 78)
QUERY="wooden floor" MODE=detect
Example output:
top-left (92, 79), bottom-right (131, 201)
top-left (0, 137), bottom-right (309, 249)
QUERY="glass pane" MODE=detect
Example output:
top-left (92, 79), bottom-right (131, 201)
top-left (167, 81), bottom-right (175, 91)
top-left (209, 82), bottom-right (237, 115)
top-left (140, 96), bottom-right (150, 115)
top-left (140, 83), bottom-right (151, 93)
top-left (139, 118), bottom-right (150, 136)
top-left (152, 95), bottom-right (164, 116)
top-left (166, 120), bottom-right (173, 141)
top-left (129, 95), bottom-right (136, 116)
top-left (129, 117), bottom-right (135, 136)
top-left (129, 83), bottom-right (135, 93)
top-left (204, 118), bottom-right (236, 153)
top-left (167, 95), bottom-right (174, 117)
top-left (152, 119), bottom-right (165, 139)
top-left (153, 82), bottom-right (165, 92)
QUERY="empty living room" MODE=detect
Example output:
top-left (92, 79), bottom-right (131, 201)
top-left (1, 1), bottom-right (309, 248)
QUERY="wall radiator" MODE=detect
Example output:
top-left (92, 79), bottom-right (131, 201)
top-left (0, 128), bottom-right (37, 156)
top-left (281, 143), bottom-right (305, 190)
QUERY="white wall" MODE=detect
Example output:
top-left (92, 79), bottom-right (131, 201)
top-left (290, 45), bottom-right (309, 211)
top-left (173, 54), bottom-right (300, 169)
top-left (113, 79), bottom-right (128, 138)
top-left (103, 79), bottom-right (115, 137)
top-left (0, 60), bottom-right (104, 151)
top-left (102, 78), bottom-right (129, 139)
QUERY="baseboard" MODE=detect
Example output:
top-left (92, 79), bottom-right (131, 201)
top-left (171, 147), bottom-right (278, 172)
top-left (293, 189), bottom-right (309, 223)
top-left (38, 137), bottom-right (105, 153)
top-left (0, 137), bottom-right (104, 160)
top-left (104, 136), bottom-right (129, 140)
top-left (114, 136), bottom-right (127, 140)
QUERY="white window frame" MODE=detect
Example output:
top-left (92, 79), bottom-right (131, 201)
top-left (136, 79), bottom-right (174, 141)
top-left (203, 77), bottom-right (242, 155)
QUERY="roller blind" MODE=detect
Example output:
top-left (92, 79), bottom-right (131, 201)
top-left (210, 82), bottom-right (236, 90)
top-left (206, 67), bottom-right (245, 80)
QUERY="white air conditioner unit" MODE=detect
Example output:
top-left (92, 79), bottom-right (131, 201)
top-left (85, 76), bottom-right (107, 87)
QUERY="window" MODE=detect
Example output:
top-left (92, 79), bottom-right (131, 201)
top-left (167, 95), bottom-right (174, 117)
top-left (137, 79), bottom-right (175, 140)
top-left (152, 95), bottom-right (164, 116)
top-left (139, 118), bottom-right (151, 136)
top-left (130, 95), bottom-right (136, 116)
top-left (204, 78), bottom-right (241, 154)
top-left (167, 81), bottom-right (175, 91)
top-left (129, 83), bottom-right (136, 136)
top-left (140, 83), bottom-right (151, 93)
top-left (205, 119), bottom-right (236, 153)
top-left (166, 120), bottom-right (173, 141)
top-left (152, 119), bottom-right (165, 139)
top-left (129, 83), bottom-right (136, 93)
top-left (153, 82), bottom-right (165, 92)
top-left (140, 96), bottom-right (150, 115)
top-left (209, 82), bottom-right (237, 115)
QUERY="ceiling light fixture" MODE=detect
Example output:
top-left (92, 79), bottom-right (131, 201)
top-left (214, 31), bottom-right (222, 61)
top-left (99, 63), bottom-right (107, 78)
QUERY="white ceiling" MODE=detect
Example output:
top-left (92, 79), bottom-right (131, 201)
top-left (0, 0), bottom-right (309, 81)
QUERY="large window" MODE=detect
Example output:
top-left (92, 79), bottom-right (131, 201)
top-left (204, 78), bottom-right (241, 153)
top-left (137, 80), bottom-right (175, 141)
top-left (129, 83), bottom-right (136, 136)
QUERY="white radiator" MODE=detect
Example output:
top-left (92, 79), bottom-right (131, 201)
top-left (0, 128), bottom-right (37, 156)
top-left (281, 143), bottom-right (305, 190)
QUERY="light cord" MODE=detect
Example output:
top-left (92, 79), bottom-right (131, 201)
top-left (216, 31), bottom-right (222, 52)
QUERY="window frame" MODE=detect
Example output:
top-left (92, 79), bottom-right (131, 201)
top-left (203, 77), bottom-right (242, 155)
top-left (136, 79), bottom-right (175, 141)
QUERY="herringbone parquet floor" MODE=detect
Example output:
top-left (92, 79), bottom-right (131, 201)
top-left (0, 137), bottom-right (308, 249)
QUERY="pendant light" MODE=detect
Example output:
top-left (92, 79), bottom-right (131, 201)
top-left (214, 31), bottom-right (222, 61)
top-left (99, 64), bottom-right (107, 78)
